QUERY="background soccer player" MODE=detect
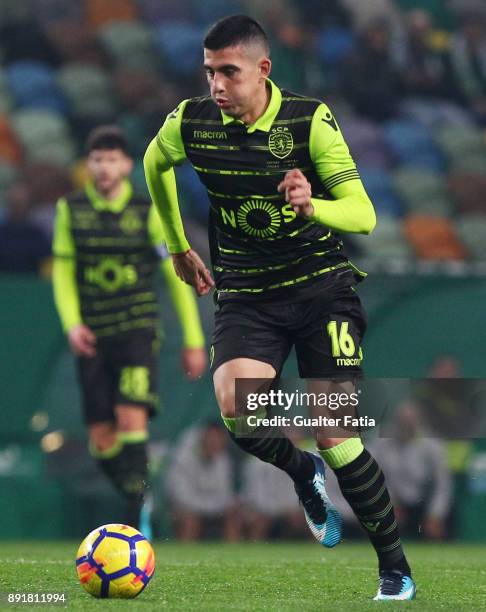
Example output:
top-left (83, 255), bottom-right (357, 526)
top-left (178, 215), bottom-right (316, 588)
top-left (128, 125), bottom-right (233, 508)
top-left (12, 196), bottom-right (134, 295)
top-left (52, 126), bottom-right (207, 536)
top-left (144, 15), bottom-right (415, 600)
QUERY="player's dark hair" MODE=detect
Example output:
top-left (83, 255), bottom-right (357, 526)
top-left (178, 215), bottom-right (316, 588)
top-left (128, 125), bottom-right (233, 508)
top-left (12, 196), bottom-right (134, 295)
top-left (86, 125), bottom-right (129, 155)
top-left (203, 15), bottom-right (270, 54)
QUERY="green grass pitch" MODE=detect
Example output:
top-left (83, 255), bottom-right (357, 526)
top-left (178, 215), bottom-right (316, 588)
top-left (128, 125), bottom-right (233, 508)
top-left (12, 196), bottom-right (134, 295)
top-left (1, 541), bottom-right (485, 610)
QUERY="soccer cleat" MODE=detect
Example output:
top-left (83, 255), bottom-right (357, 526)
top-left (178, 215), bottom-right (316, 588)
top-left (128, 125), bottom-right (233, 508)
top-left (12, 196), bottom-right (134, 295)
top-left (373, 571), bottom-right (416, 601)
top-left (294, 452), bottom-right (342, 548)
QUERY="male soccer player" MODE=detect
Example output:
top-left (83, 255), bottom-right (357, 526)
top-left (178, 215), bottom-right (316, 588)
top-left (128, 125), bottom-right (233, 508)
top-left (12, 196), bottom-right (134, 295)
top-left (144, 16), bottom-right (416, 600)
top-left (53, 126), bottom-right (207, 534)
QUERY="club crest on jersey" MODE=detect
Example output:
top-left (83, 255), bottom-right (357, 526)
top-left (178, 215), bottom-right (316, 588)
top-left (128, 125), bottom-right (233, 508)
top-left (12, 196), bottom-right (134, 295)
top-left (268, 127), bottom-right (293, 159)
top-left (120, 209), bottom-right (142, 234)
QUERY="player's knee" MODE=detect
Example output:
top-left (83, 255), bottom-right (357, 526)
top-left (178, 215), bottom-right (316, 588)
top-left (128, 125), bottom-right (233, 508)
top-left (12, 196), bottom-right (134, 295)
top-left (116, 406), bottom-right (147, 432)
top-left (215, 384), bottom-right (237, 419)
top-left (89, 423), bottom-right (117, 451)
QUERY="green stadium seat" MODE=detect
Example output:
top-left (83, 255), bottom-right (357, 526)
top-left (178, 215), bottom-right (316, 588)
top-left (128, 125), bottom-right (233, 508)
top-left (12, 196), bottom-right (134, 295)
top-left (11, 109), bottom-right (76, 165)
top-left (434, 125), bottom-right (486, 173)
top-left (0, 0), bottom-right (31, 27)
top-left (455, 214), bottom-right (486, 260)
top-left (99, 21), bottom-right (158, 72)
top-left (353, 214), bottom-right (413, 259)
top-left (57, 63), bottom-right (117, 121)
top-left (0, 69), bottom-right (13, 113)
top-left (391, 168), bottom-right (454, 217)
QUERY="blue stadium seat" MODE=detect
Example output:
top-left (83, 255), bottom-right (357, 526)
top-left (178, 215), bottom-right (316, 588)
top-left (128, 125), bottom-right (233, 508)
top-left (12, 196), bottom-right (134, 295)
top-left (315, 25), bottom-right (356, 66)
top-left (359, 168), bottom-right (403, 218)
top-left (383, 119), bottom-right (445, 172)
top-left (6, 61), bottom-right (66, 113)
top-left (138, 0), bottom-right (193, 24)
top-left (190, 0), bottom-right (245, 26)
top-left (154, 22), bottom-right (205, 76)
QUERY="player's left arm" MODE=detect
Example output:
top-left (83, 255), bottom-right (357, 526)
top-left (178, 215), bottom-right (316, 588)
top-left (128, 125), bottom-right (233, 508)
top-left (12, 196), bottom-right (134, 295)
top-left (278, 103), bottom-right (376, 234)
top-left (148, 205), bottom-right (207, 379)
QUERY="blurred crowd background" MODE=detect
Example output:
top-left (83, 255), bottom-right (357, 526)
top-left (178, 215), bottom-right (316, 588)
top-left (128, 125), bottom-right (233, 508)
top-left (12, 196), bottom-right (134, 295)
top-left (1, 0), bottom-right (486, 543)
top-left (1, 0), bottom-right (486, 270)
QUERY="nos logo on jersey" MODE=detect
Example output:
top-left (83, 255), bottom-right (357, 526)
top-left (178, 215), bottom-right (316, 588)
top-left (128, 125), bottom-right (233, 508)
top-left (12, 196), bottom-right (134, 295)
top-left (268, 127), bottom-right (293, 159)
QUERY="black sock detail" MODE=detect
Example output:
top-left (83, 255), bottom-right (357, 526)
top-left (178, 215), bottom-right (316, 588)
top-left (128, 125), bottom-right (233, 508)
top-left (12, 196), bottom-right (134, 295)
top-left (98, 441), bottom-right (149, 527)
top-left (228, 426), bottom-right (314, 481)
top-left (333, 448), bottom-right (411, 575)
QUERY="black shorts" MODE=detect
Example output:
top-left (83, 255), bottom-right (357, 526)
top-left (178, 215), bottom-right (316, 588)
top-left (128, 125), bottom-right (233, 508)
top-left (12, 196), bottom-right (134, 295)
top-left (210, 288), bottom-right (367, 378)
top-left (76, 328), bottom-right (160, 425)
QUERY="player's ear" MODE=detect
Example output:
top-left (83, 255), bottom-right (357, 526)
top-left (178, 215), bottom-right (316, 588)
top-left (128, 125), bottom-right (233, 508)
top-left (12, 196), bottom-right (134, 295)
top-left (258, 57), bottom-right (271, 80)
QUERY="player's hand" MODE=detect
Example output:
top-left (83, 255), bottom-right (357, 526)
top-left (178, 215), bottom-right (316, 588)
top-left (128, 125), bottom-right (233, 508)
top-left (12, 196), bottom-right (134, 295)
top-left (181, 347), bottom-right (208, 379)
top-left (172, 249), bottom-right (215, 296)
top-left (277, 169), bottom-right (314, 218)
top-left (68, 324), bottom-right (97, 358)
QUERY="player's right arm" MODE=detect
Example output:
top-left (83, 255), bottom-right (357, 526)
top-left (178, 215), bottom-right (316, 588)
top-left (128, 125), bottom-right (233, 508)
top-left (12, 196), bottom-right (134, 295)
top-left (143, 101), bottom-right (214, 296)
top-left (52, 199), bottom-right (96, 357)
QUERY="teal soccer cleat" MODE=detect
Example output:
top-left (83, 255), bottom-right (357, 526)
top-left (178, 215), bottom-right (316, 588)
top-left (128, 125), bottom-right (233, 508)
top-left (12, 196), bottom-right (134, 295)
top-left (294, 452), bottom-right (342, 548)
top-left (374, 571), bottom-right (417, 601)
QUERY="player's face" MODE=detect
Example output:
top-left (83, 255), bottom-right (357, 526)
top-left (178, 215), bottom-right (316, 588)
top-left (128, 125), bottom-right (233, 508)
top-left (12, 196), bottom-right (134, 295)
top-left (203, 44), bottom-right (270, 119)
top-left (87, 149), bottom-right (133, 195)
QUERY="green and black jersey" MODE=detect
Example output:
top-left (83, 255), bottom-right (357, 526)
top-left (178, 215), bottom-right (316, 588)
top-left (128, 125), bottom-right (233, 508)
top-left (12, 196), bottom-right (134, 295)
top-left (53, 181), bottom-right (166, 337)
top-left (145, 79), bottom-right (375, 303)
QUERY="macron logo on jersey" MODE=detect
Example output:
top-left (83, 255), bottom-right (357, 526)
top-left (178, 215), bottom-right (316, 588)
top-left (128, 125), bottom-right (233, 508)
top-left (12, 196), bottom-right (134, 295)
top-left (193, 130), bottom-right (228, 139)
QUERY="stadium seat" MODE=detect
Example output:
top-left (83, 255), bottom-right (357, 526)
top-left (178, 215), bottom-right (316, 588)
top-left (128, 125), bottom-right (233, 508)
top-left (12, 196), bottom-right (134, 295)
top-left (448, 172), bottom-right (486, 215)
top-left (352, 213), bottom-right (413, 259)
top-left (383, 119), bottom-right (444, 172)
top-left (0, 115), bottom-right (22, 165)
top-left (359, 168), bottom-right (403, 218)
top-left (154, 22), bottom-right (205, 76)
top-left (403, 215), bottom-right (467, 261)
top-left (11, 109), bottom-right (76, 165)
top-left (6, 60), bottom-right (66, 113)
top-left (137, 0), bottom-right (193, 24)
top-left (342, 118), bottom-right (392, 170)
top-left (99, 21), bottom-right (157, 72)
top-left (191, 0), bottom-right (246, 26)
top-left (117, 112), bottom-right (151, 157)
top-left (0, 69), bottom-right (14, 114)
top-left (315, 25), bottom-right (356, 67)
top-left (400, 98), bottom-right (472, 129)
top-left (57, 63), bottom-right (117, 121)
top-left (0, 161), bottom-right (19, 194)
top-left (434, 125), bottom-right (486, 173)
top-left (86, 0), bottom-right (138, 30)
top-left (46, 22), bottom-right (107, 66)
top-left (31, 0), bottom-right (83, 25)
top-left (0, 0), bottom-right (31, 27)
top-left (391, 168), bottom-right (454, 217)
top-left (23, 162), bottom-right (73, 205)
top-left (455, 214), bottom-right (486, 260)
top-left (113, 69), bottom-right (161, 116)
